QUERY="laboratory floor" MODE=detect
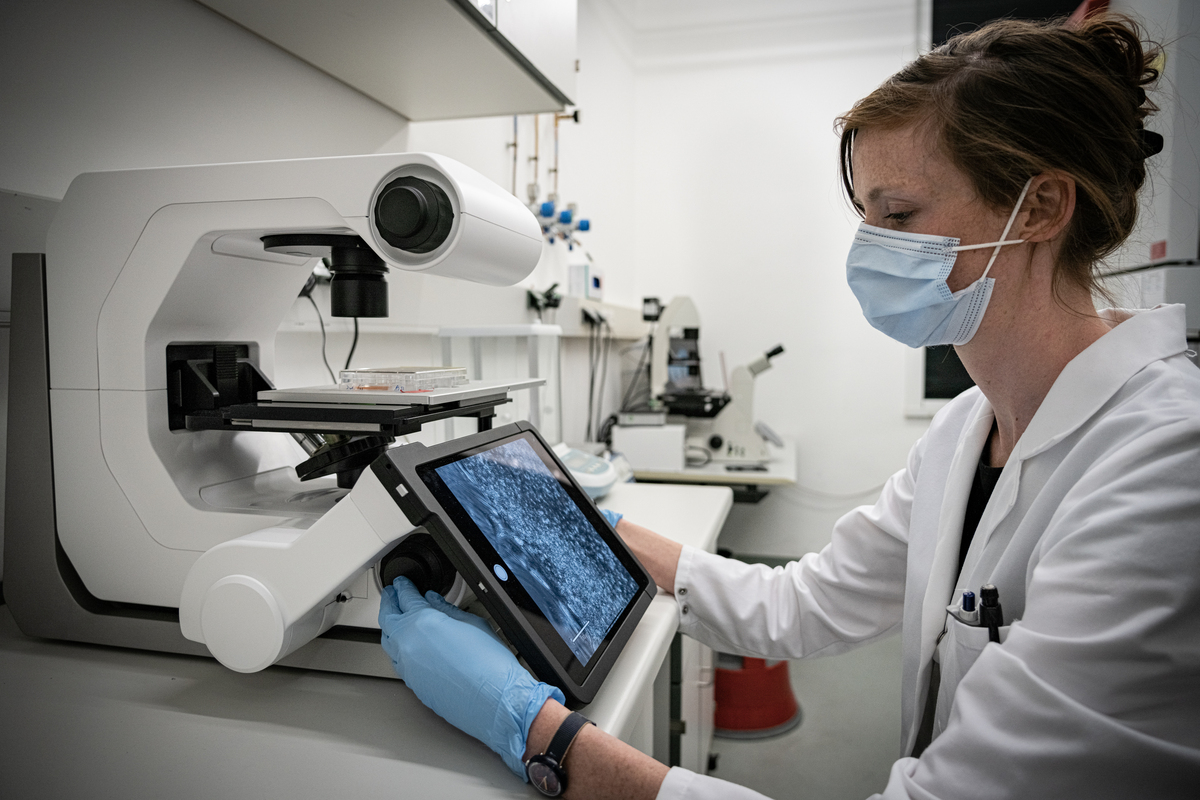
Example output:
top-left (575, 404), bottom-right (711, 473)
top-left (706, 635), bottom-right (903, 800)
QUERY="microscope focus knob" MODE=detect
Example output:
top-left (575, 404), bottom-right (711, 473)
top-left (374, 176), bottom-right (454, 254)
top-left (378, 531), bottom-right (457, 597)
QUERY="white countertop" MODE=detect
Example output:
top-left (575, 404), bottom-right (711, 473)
top-left (633, 440), bottom-right (797, 487)
top-left (0, 482), bottom-right (731, 799)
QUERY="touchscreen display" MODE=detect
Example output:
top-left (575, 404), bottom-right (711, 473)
top-left (431, 437), bottom-right (639, 665)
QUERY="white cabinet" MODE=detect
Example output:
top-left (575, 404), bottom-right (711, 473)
top-left (495, 0), bottom-right (577, 103)
top-left (673, 537), bottom-right (717, 774)
top-left (678, 634), bottom-right (716, 773)
top-left (196, 0), bottom-right (576, 120)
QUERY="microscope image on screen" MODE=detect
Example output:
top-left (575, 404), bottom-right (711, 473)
top-left (435, 438), bottom-right (638, 664)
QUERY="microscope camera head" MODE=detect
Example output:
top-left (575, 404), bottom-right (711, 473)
top-left (262, 153), bottom-right (543, 318)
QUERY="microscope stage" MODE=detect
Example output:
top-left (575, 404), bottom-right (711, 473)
top-left (259, 377), bottom-right (544, 406)
top-left (180, 378), bottom-right (547, 437)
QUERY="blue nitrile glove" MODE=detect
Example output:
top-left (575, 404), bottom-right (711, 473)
top-left (379, 577), bottom-right (565, 778)
top-left (600, 508), bottom-right (623, 528)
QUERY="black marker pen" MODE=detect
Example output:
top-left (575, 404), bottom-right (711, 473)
top-left (980, 584), bottom-right (1003, 643)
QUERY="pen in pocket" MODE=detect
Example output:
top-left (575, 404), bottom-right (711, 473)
top-left (980, 584), bottom-right (1003, 643)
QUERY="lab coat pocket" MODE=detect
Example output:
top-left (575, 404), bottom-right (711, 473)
top-left (933, 614), bottom-right (1011, 737)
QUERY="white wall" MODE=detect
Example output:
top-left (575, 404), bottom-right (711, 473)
top-left (626, 0), bottom-right (930, 556)
top-left (1109, 0), bottom-right (1200, 269)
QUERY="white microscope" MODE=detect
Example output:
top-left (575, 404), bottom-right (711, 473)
top-left (619, 297), bottom-right (787, 462)
top-left (5, 153), bottom-right (545, 676)
top-left (649, 296), bottom-right (784, 464)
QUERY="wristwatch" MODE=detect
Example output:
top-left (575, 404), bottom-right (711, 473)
top-left (525, 711), bottom-right (594, 797)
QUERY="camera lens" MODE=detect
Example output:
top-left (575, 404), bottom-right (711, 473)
top-left (374, 176), bottom-right (453, 254)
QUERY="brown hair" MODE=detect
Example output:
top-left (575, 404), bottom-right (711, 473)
top-left (836, 14), bottom-right (1161, 302)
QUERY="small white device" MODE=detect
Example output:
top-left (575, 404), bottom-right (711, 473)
top-left (568, 261), bottom-right (604, 300)
top-left (611, 424), bottom-right (687, 473)
top-left (552, 442), bottom-right (619, 499)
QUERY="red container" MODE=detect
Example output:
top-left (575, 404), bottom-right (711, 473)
top-left (714, 657), bottom-right (801, 739)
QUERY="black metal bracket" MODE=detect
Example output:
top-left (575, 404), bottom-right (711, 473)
top-left (167, 343), bottom-right (273, 431)
top-left (636, 478), bottom-right (770, 504)
top-left (660, 390), bottom-right (731, 419)
top-left (732, 485), bottom-right (770, 504)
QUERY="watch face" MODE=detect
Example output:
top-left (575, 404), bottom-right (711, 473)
top-left (526, 756), bottom-right (564, 797)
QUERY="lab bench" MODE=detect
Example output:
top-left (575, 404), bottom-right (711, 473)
top-left (632, 440), bottom-right (797, 503)
top-left (0, 482), bottom-right (731, 799)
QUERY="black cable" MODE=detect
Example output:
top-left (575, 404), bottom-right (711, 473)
top-left (585, 317), bottom-right (598, 441)
top-left (595, 319), bottom-right (612, 438)
top-left (344, 317), bottom-right (359, 370)
top-left (305, 294), bottom-right (336, 384)
top-left (597, 413), bottom-right (618, 447)
top-left (620, 334), bottom-right (653, 412)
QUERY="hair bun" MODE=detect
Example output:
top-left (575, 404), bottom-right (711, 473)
top-left (1139, 128), bottom-right (1165, 158)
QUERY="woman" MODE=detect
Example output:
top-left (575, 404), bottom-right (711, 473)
top-left (379, 14), bottom-right (1200, 798)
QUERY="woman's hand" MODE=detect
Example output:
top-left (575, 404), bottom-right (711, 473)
top-left (600, 509), bottom-right (684, 594)
top-left (378, 576), bottom-right (564, 778)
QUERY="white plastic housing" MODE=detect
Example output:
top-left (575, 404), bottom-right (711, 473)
top-left (179, 468), bottom-right (413, 672)
top-left (41, 153), bottom-right (540, 612)
top-left (47, 152), bottom-right (543, 393)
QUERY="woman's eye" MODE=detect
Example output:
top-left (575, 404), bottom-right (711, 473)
top-left (885, 211), bottom-right (913, 223)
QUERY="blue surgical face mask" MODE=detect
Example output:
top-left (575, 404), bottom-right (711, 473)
top-left (846, 177), bottom-right (1034, 348)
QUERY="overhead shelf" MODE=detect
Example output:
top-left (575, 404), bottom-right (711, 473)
top-left (195, 0), bottom-right (574, 120)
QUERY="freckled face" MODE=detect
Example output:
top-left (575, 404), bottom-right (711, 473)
top-left (851, 123), bottom-right (1012, 293)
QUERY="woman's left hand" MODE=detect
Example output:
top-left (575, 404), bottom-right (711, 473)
top-left (378, 576), bottom-right (564, 778)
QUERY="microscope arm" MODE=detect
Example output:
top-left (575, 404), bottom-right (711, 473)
top-left (179, 467), bottom-right (414, 673)
top-left (746, 344), bottom-right (785, 376)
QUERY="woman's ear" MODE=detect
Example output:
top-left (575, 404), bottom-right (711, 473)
top-left (1020, 171), bottom-right (1076, 243)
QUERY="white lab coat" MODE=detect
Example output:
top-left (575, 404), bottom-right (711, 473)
top-left (657, 305), bottom-right (1200, 800)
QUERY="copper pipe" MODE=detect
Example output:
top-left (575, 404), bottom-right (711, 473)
top-left (551, 110), bottom-right (578, 198)
top-left (509, 115), bottom-right (518, 196)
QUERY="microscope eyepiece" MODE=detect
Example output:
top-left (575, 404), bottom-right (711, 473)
top-left (374, 176), bottom-right (453, 254)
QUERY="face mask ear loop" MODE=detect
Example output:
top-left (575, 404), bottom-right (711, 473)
top-left (980, 176), bottom-right (1036, 281)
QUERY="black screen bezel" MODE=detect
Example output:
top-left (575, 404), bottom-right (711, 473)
top-left (416, 430), bottom-right (647, 683)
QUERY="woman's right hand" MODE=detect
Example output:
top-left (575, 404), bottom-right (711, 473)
top-left (600, 510), bottom-right (684, 594)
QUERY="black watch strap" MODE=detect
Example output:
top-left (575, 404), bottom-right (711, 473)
top-left (546, 711), bottom-right (593, 767)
